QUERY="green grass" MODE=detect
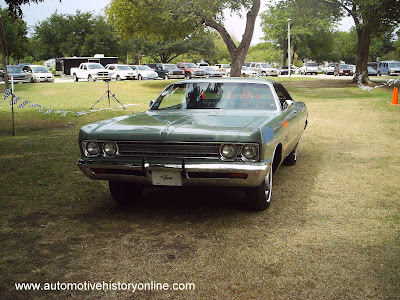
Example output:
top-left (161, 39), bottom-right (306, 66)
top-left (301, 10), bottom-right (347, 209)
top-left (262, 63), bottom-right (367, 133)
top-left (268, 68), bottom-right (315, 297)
top-left (1, 79), bottom-right (399, 299)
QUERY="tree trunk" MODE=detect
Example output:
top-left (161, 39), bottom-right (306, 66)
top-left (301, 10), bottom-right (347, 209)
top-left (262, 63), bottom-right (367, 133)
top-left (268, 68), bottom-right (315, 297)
top-left (204, 0), bottom-right (260, 77)
top-left (351, 25), bottom-right (373, 84)
top-left (0, 15), bottom-right (10, 89)
top-left (282, 41), bottom-right (288, 67)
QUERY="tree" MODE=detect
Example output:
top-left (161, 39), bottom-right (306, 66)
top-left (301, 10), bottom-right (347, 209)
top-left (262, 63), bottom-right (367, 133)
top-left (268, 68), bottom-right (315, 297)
top-left (106, 0), bottom-right (260, 77)
top-left (31, 11), bottom-right (122, 59)
top-left (324, 0), bottom-right (400, 84)
top-left (137, 32), bottom-right (217, 63)
top-left (0, 8), bottom-right (28, 62)
top-left (260, 0), bottom-right (340, 66)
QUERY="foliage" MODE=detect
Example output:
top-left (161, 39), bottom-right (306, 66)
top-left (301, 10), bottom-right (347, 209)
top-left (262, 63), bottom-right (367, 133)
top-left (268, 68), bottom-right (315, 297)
top-left (246, 42), bottom-right (282, 64)
top-left (106, 0), bottom-right (261, 77)
top-left (260, 0), bottom-right (340, 65)
top-left (324, 0), bottom-right (400, 83)
top-left (30, 11), bottom-right (123, 60)
top-left (0, 8), bottom-right (28, 62)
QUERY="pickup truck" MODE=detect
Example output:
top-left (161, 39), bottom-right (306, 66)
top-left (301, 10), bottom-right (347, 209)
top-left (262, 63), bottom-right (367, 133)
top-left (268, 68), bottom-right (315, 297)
top-left (71, 63), bottom-right (112, 82)
top-left (176, 62), bottom-right (206, 79)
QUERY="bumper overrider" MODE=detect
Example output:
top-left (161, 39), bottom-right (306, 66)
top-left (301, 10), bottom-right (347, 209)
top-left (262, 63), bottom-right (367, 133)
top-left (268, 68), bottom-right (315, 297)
top-left (77, 158), bottom-right (271, 187)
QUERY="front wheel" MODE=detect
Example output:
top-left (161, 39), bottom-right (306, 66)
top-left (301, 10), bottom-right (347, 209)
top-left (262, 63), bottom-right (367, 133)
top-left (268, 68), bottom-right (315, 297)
top-left (164, 74), bottom-right (169, 80)
top-left (245, 167), bottom-right (272, 211)
top-left (88, 75), bottom-right (94, 82)
top-left (109, 181), bottom-right (142, 205)
top-left (185, 73), bottom-right (191, 79)
top-left (283, 145), bottom-right (297, 166)
top-left (73, 74), bottom-right (78, 82)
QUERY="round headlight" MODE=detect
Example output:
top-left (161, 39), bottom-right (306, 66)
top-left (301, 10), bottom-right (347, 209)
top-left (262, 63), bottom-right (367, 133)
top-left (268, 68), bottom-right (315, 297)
top-left (86, 142), bottom-right (99, 156)
top-left (242, 144), bottom-right (258, 160)
top-left (220, 144), bottom-right (237, 160)
top-left (103, 142), bottom-right (118, 157)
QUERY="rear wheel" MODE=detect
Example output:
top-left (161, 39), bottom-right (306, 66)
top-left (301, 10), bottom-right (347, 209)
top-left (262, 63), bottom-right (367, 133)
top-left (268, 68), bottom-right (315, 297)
top-left (245, 167), bottom-right (272, 211)
top-left (109, 181), bottom-right (142, 205)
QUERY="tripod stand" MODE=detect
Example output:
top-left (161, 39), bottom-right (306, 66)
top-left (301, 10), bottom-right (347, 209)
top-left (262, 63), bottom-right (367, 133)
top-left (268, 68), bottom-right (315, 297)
top-left (90, 79), bottom-right (125, 110)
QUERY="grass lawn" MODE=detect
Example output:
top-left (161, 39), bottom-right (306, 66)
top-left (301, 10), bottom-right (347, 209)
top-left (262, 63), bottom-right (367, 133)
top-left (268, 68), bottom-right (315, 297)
top-left (1, 78), bottom-right (399, 299)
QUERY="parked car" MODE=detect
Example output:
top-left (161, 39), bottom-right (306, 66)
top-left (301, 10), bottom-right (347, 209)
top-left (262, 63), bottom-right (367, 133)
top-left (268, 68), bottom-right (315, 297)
top-left (176, 62), bottom-right (206, 79)
top-left (367, 62), bottom-right (378, 71)
top-left (278, 66), bottom-right (297, 75)
top-left (215, 64), bottom-right (231, 75)
top-left (377, 61), bottom-right (400, 76)
top-left (106, 64), bottom-right (137, 80)
top-left (0, 65), bottom-right (31, 83)
top-left (147, 63), bottom-right (185, 80)
top-left (349, 64), bottom-right (356, 73)
top-left (71, 63), bottom-right (112, 82)
top-left (129, 65), bottom-right (158, 80)
top-left (77, 77), bottom-right (308, 211)
top-left (226, 66), bottom-right (258, 77)
top-left (334, 64), bottom-right (354, 76)
top-left (22, 65), bottom-right (54, 83)
top-left (323, 63), bottom-right (337, 75)
top-left (249, 62), bottom-right (279, 77)
top-left (299, 62), bottom-right (319, 75)
top-left (201, 66), bottom-right (223, 77)
top-left (368, 66), bottom-right (377, 76)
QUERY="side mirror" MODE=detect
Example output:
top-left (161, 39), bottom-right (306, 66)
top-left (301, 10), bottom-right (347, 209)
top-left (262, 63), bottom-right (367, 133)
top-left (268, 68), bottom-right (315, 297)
top-left (149, 100), bottom-right (154, 108)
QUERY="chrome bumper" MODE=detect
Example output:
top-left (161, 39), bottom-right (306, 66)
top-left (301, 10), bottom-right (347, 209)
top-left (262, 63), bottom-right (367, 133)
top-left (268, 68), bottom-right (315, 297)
top-left (77, 159), bottom-right (270, 187)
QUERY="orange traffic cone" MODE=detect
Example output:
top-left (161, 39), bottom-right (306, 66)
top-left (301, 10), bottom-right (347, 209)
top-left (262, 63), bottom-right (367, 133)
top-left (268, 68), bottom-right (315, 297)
top-left (391, 87), bottom-right (399, 105)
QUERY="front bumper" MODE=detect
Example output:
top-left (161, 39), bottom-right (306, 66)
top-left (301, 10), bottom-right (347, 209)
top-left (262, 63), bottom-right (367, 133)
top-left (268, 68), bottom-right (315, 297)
top-left (77, 158), bottom-right (270, 187)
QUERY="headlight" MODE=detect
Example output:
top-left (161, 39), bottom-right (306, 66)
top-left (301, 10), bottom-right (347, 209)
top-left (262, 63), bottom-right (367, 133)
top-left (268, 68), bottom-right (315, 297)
top-left (86, 142), bottom-right (100, 156)
top-left (242, 144), bottom-right (258, 161)
top-left (220, 144), bottom-right (237, 160)
top-left (103, 142), bottom-right (118, 157)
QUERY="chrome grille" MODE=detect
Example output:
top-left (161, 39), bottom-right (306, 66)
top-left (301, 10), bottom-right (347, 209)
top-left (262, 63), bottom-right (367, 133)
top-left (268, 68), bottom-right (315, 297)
top-left (117, 142), bottom-right (221, 159)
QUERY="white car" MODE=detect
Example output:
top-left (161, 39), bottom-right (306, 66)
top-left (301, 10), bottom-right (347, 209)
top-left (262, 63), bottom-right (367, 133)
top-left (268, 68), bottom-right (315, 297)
top-left (323, 63), bottom-right (337, 75)
top-left (129, 65), bottom-right (158, 80)
top-left (106, 64), bottom-right (137, 80)
top-left (248, 62), bottom-right (279, 77)
top-left (22, 65), bottom-right (54, 83)
top-left (226, 66), bottom-right (258, 77)
top-left (299, 62), bottom-right (319, 75)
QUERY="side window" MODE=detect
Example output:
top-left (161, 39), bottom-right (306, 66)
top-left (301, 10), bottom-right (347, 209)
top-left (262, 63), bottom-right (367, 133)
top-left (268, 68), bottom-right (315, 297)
top-left (274, 84), bottom-right (293, 110)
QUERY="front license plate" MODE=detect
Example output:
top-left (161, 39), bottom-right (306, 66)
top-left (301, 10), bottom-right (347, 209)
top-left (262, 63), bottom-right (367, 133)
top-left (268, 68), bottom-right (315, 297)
top-left (152, 171), bottom-right (182, 186)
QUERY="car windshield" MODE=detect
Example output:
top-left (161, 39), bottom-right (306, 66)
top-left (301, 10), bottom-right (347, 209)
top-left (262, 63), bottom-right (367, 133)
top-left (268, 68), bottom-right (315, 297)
top-left (116, 65), bottom-right (131, 70)
top-left (7, 66), bottom-right (23, 73)
top-left (305, 63), bottom-right (318, 67)
top-left (388, 62), bottom-right (400, 68)
top-left (202, 67), bottom-right (214, 71)
top-left (340, 64), bottom-right (350, 69)
top-left (163, 64), bottom-right (176, 70)
top-left (136, 65), bottom-right (152, 71)
top-left (151, 82), bottom-right (277, 111)
top-left (32, 66), bottom-right (50, 73)
top-left (260, 63), bottom-right (272, 68)
top-left (87, 64), bottom-right (104, 69)
top-left (184, 63), bottom-right (197, 68)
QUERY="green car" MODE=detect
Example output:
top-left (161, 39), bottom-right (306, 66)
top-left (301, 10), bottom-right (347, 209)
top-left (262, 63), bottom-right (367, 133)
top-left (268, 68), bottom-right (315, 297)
top-left (77, 78), bottom-right (308, 211)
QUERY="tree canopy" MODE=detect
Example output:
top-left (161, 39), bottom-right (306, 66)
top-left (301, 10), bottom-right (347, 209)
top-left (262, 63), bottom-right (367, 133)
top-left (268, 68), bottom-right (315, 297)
top-left (106, 0), bottom-right (260, 76)
top-left (31, 11), bottom-right (122, 59)
top-left (324, 0), bottom-right (400, 83)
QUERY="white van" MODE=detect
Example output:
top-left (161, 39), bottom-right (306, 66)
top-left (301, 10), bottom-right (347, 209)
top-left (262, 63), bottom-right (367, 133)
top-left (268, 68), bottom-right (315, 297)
top-left (377, 61), bottom-right (400, 76)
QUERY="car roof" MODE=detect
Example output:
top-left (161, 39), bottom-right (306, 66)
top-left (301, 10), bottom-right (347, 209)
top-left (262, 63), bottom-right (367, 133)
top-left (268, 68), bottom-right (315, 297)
top-left (173, 77), bottom-right (277, 86)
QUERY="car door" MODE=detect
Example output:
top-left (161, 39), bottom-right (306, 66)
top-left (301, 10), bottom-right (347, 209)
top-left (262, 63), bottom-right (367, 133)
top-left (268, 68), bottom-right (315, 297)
top-left (274, 83), bottom-right (299, 154)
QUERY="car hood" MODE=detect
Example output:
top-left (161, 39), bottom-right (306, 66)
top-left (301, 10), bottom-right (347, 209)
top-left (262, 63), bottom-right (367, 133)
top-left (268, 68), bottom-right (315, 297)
top-left (81, 110), bottom-right (279, 142)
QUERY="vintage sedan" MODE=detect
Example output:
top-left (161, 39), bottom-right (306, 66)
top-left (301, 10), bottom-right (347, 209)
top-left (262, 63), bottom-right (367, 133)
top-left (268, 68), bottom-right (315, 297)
top-left (77, 78), bottom-right (308, 211)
